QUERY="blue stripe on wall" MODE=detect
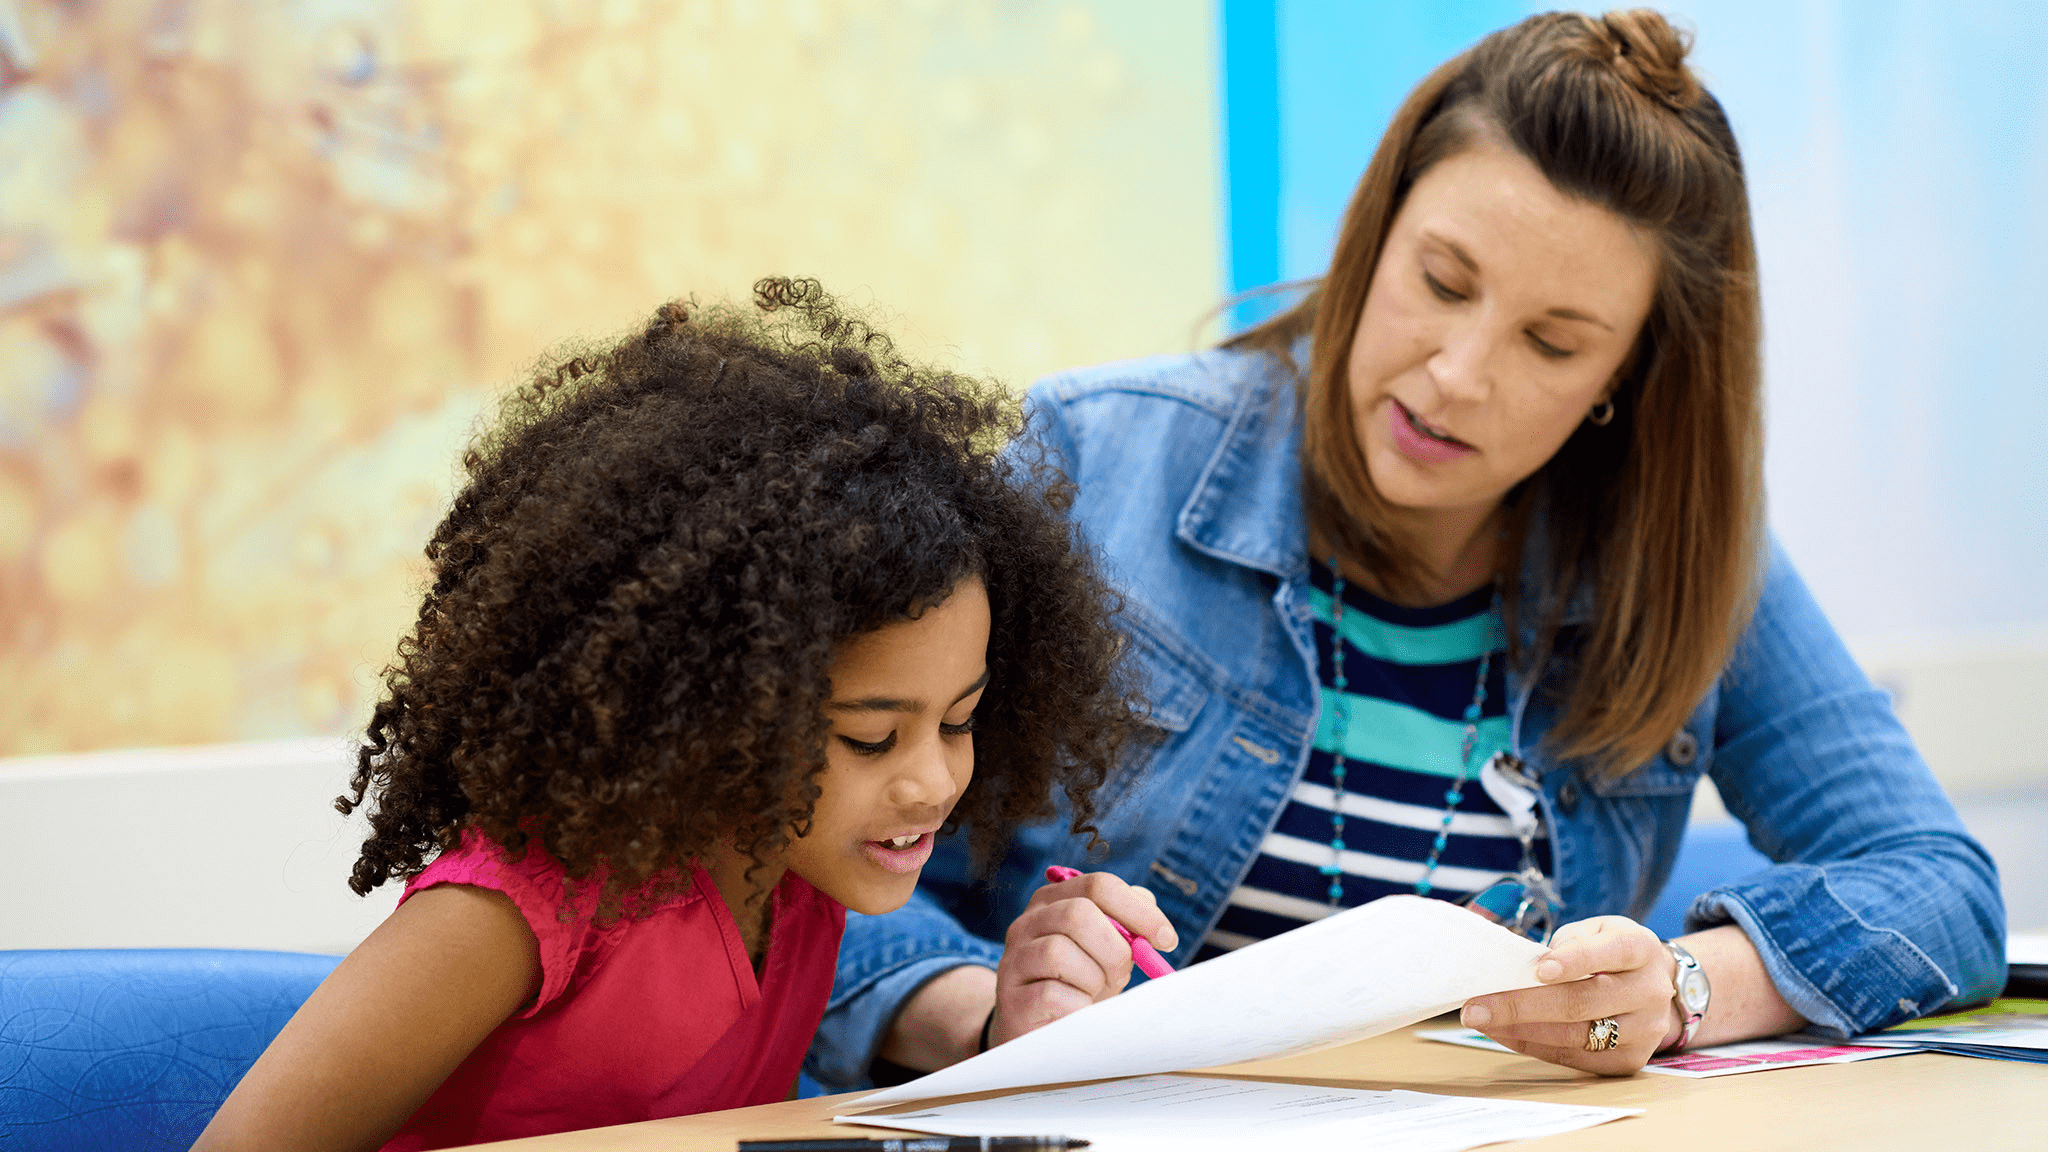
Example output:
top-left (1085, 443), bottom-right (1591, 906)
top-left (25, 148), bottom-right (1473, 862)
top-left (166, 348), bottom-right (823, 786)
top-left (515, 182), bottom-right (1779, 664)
top-left (1217, 1), bottom-right (1524, 329)
top-left (1275, 1), bottom-right (1524, 283)
top-left (1218, 0), bottom-right (1283, 332)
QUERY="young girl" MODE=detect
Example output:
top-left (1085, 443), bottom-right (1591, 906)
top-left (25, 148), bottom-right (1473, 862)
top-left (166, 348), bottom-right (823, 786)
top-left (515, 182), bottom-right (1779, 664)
top-left (195, 279), bottom-right (1147, 1151)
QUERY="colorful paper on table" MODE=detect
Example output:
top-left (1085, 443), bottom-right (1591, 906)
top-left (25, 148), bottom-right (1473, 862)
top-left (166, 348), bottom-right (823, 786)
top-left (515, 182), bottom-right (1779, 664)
top-left (852, 895), bottom-right (1546, 1108)
top-left (1417, 1028), bottom-right (1908, 1077)
top-left (1831, 997), bottom-right (2048, 1063)
top-left (841, 1074), bottom-right (1639, 1152)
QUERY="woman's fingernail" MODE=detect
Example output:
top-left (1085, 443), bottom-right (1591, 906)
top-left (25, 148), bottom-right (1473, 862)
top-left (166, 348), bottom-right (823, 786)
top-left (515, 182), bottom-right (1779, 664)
top-left (1536, 959), bottom-right (1563, 981)
top-left (1462, 1004), bottom-right (1491, 1028)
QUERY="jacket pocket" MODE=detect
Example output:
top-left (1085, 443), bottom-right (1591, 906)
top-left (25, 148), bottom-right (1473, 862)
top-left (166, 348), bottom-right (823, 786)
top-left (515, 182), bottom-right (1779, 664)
top-left (1121, 604), bottom-right (1209, 735)
top-left (1094, 605), bottom-right (1213, 814)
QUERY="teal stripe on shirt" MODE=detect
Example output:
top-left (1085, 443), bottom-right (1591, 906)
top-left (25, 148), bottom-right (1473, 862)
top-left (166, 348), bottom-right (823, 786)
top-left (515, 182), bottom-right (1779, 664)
top-left (1304, 585), bottom-right (1497, 665)
top-left (1316, 693), bottom-right (1512, 780)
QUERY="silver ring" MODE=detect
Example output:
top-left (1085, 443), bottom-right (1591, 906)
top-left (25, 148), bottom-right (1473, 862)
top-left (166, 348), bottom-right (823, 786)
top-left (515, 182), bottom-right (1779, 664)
top-left (1585, 1017), bottom-right (1620, 1052)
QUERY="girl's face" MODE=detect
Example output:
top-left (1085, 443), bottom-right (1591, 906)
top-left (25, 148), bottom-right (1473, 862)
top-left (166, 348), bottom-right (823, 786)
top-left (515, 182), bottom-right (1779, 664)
top-left (1346, 138), bottom-right (1658, 532)
top-left (782, 576), bottom-right (990, 915)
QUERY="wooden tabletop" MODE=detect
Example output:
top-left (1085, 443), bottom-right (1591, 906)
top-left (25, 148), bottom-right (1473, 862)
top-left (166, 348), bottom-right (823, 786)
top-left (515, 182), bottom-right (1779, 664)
top-left (460, 1018), bottom-right (2042, 1151)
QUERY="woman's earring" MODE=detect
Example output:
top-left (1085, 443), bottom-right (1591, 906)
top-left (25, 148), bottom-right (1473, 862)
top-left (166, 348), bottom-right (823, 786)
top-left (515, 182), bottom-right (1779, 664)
top-left (1587, 399), bottom-right (1616, 427)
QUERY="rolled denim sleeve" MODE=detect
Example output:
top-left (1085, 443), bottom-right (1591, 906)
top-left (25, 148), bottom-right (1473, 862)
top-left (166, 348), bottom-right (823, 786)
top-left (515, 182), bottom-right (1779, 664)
top-left (806, 885), bottom-right (1004, 1093)
top-left (1690, 539), bottom-right (2006, 1035)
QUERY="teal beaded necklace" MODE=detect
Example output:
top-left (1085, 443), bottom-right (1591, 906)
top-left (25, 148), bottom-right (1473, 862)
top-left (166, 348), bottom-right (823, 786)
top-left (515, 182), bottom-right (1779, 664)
top-left (1320, 557), bottom-right (1499, 907)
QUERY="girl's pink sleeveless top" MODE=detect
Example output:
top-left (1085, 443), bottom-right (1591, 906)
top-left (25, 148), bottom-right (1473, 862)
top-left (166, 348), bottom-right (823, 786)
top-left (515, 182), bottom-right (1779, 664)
top-left (380, 834), bottom-right (846, 1151)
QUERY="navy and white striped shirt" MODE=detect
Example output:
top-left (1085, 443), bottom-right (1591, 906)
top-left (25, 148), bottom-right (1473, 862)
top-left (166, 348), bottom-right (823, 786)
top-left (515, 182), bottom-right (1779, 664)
top-left (1197, 561), bottom-right (1549, 959)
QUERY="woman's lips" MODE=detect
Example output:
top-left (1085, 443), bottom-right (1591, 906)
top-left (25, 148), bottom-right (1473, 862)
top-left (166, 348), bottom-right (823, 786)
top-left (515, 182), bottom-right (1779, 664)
top-left (1388, 399), bottom-right (1475, 464)
top-left (861, 831), bottom-right (936, 875)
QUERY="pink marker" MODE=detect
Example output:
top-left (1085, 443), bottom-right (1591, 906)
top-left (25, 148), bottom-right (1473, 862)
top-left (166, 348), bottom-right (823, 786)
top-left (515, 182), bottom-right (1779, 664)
top-left (1044, 865), bottom-right (1176, 979)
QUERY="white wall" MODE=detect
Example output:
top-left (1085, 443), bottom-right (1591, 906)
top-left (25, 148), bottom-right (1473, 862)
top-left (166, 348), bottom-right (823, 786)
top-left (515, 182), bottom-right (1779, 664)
top-left (0, 739), bottom-right (399, 954)
top-left (1680, 0), bottom-right (2048, 646)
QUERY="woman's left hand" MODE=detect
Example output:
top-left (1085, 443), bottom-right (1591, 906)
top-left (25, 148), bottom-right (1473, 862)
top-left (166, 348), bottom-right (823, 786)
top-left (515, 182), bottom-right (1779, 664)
top-left (1459, 915), bottom-right (1680, 1075)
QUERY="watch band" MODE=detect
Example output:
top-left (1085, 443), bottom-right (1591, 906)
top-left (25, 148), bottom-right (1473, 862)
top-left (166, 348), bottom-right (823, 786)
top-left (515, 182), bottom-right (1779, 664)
top-left (1663, 939), bottom-right (1709, 1050)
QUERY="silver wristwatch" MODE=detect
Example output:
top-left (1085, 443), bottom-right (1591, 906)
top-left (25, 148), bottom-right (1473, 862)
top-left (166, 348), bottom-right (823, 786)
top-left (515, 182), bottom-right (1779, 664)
top-left (1664, 939), bottom-right (1710, 1050)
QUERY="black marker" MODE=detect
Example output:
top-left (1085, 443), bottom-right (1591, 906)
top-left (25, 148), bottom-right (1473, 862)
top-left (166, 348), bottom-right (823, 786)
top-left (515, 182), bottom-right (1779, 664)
top-left (737, 1131), bottom-right (1089, 1139)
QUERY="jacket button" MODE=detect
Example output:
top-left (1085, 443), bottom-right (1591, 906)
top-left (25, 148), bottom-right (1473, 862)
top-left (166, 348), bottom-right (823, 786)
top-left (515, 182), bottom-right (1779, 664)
top-left (1557, 778), bottom-right (1580, 815)
top-left (1666, 730), bottom-right (1700, 767)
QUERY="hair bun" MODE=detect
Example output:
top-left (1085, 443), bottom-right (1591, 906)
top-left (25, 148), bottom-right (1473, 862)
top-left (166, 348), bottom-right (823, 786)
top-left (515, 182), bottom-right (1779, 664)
top-left (1591, 8), bottom-right (1701, 108)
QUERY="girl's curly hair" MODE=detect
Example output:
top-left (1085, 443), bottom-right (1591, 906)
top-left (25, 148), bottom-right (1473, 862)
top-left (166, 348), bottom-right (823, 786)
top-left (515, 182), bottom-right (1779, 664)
top-left (339, 278), bottom-right (1139, 909)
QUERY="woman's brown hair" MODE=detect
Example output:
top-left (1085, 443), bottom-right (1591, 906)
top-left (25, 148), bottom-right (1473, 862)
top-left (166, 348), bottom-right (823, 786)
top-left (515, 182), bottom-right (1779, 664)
top-left (1232, 9), bottom-right (1763, 777)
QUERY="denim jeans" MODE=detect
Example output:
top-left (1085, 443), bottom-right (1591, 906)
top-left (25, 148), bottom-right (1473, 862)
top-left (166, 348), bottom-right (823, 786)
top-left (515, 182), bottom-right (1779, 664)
top-left (806, 346), bottom-right (2005, 1092)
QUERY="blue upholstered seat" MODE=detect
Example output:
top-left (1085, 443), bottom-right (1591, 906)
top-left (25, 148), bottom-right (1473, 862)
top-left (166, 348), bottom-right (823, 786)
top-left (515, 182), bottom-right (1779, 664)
top-left (1643, 819), bottom-right (1773, 940)
top-left (0, 948), bottom-right (341, 1152)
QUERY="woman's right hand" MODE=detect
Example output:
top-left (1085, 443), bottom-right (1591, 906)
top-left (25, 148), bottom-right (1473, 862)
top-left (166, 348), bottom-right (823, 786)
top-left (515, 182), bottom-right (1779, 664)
top-left (988, 870), bottom-right (1178, 1047)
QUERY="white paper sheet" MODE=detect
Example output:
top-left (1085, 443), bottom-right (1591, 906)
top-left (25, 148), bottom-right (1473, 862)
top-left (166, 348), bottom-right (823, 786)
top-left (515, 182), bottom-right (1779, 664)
top-left (840, 1074), bottom-right (1639, 1152)
top-left (857, 894), bottom-right (1546, 1107)
top-left (1419, 1027), bottom-right (1909, 1077)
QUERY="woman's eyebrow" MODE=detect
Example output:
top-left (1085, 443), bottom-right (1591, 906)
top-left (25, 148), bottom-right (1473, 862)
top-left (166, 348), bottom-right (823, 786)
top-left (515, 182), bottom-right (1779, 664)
top-left (1423, 230), bottom-right (1615, 330)
top-left (1545, 305), bottom-right (1613, 330)
top-left (827, 668), bottom-right (990, 715)
top-left (1422, 231), bottom-right (1481, 274)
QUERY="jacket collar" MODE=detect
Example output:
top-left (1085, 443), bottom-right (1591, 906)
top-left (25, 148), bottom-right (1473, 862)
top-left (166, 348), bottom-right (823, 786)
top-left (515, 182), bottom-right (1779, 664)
top-left (1175, 346), bottom-right (1595, 632)
top-left (1174, 348), bottom-right (1311, 584)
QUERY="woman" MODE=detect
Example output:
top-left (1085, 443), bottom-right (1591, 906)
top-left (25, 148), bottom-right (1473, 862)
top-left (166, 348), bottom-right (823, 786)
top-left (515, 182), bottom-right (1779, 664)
top-left (809, 8), bottom-right (2003, 1085)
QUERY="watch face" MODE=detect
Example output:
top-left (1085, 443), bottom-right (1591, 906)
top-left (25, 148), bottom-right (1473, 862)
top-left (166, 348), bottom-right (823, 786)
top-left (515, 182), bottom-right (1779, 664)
top-left (1679, 968), bottom-right (1711, 1011)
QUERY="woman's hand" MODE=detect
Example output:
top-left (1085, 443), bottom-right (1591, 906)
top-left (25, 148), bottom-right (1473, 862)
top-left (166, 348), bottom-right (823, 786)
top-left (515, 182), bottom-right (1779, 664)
top-left (989, 870), bottom-right (1178, 1047)
top-left (1459, 915), bottom-right (1680, 1075)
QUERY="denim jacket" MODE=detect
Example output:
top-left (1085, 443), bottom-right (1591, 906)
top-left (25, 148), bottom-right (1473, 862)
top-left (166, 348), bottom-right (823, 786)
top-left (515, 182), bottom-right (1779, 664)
top-left (808, 346), bottom-right (2006, 1091)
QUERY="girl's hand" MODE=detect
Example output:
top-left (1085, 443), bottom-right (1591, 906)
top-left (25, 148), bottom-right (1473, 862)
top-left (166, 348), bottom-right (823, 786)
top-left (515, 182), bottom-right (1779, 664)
top-left (1458, 915), bottom-right (1680, 1075)
top-left (989, 870), bottom-right (1178, 1046)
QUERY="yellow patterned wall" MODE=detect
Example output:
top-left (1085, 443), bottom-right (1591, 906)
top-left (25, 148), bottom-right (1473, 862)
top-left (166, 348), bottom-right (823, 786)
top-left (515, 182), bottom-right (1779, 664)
top-left (0, 0), bottom-right (1220, 756)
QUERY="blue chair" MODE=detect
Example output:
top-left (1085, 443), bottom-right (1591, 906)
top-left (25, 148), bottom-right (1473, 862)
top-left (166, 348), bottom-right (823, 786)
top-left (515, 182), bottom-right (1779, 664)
top-left (1643, 819), bottom-right (1773, 939)
top-left (0, 949), bottom-right (341, 1152)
